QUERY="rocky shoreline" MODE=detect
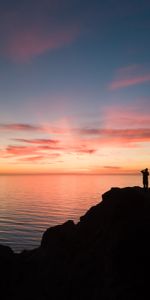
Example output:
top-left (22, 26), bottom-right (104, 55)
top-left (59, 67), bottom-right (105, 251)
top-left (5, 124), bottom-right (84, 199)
top-left (1, 186), bottom-right (150, 299)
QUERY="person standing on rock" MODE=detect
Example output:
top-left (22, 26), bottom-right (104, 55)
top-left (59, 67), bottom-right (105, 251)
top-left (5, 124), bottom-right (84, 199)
top-left (141, 168), bottom-right (149, 189)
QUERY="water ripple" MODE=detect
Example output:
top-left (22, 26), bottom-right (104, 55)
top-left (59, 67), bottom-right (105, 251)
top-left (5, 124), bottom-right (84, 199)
top-left (0, 174), bottom-right (140, 252)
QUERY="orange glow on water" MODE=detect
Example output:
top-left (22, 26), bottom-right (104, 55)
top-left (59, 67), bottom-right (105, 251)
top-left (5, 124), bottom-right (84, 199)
top-left (0, 173), bottom-right (141, 252)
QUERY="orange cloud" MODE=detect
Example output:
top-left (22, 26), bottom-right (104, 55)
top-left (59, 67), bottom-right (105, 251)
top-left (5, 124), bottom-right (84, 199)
top-left (18, 155), bottom-right (46, 162)
top-left (18, 153), bottom-right (60, 162)
top-left (109, 64), bottom-right (150, 90)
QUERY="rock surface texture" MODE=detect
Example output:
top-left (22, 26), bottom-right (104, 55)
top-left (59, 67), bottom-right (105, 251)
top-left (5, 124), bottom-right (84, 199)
top-left (0, 187), bottom-right (150, 299)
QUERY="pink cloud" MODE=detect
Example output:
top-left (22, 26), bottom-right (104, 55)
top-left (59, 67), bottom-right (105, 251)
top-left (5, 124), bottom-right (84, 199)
top-left (74, 128), bottom-right (150, 144)
top-left (5, 29), bottom-right (77, 62)
top-left (71, 127), bottom-right (150, 149)
top-left (101, 128), bottom-right (150, 143)
top-left (0, 122), bottom-right (76, 135)
top-left (5, 145), bottom-right (38, 156)
top-left (0, 11), bottom-right (80, 62)
top-left (37, 145), bottom-right (64, 151)
top-left (110, 75), bottom-right (150, 90)
top-left (3, 145), bottom-right (63, 157)
top-left (2, 142), bottom-right (96, 159)
top-left (0, 122), bottom-right (68, 135)
top-left (0, 123), bottom-right (42, 132)
top-left (102, 101), bottom-right (150, 129)
top-left (76, 149), bottom-right (96, 154)
top-left (109, 64), bottom-right (150, 90)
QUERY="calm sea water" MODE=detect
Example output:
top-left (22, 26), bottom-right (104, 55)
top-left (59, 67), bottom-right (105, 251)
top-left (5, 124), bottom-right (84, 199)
top-left (0, 174), bottom-right (141, 252)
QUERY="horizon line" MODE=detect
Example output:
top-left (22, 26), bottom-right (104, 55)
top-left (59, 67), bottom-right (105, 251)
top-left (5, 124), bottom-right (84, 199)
top-left (0, 172), bottom-right (139, 176)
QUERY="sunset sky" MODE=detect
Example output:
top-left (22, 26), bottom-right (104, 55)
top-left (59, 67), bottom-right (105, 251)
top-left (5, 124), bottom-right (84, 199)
top-left (0, 0), bottom-right (150, 174)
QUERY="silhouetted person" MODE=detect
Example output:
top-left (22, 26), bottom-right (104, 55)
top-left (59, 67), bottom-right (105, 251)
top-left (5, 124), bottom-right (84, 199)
top-left (141, 168), bottom-right (149, 189)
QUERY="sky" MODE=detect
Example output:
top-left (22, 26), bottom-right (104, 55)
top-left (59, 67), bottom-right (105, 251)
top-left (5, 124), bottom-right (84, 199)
top-left (0, 0), bottom-right (150, 174)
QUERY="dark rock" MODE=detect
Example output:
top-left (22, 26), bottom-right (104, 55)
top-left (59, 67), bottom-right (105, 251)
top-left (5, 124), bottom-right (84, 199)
top-left (1, 186), bottom-right (150, 299)
top-left (0, 245), bottom-right (15, 298)
top-left (41, 220), bottom-right (76, 252)
top-left (0, 244), bottom-right (14, 257)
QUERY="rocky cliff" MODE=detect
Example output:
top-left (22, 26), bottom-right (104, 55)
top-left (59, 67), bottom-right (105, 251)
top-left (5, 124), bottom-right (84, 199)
top-left (1, 187), bottom-right (150, 299)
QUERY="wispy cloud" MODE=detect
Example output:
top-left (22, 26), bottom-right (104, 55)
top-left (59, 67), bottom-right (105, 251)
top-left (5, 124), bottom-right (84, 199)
top-left (75, 128), bottom-right (150, 144)
top-left (14, 138), bottom-right (60, 144)
top-left (0, 122), bottom-right (76, 134)
top-left (76, 149), bottom-right (96, 154)
top-left (103, 166), bottom-right (122, 169)
top-left (109, 64), bottom-right (150, 90)
top-left (110, 75), bottom-right (150, 90)
top-left (1, 142), bottom-right (96, 159)
top-left (0, 3), bottom-right (80, 62)
top-left (102, 100), bottom-right (150, 129)
top-left (18, 153), bottom-right (60, 162)
top-left (90, 128), bottom-right (150, 146)
top-left (18, 155), bottom-right (46, 162)
top-left (4, 26), bottom-right (79, 62)
top-left (0, 123), bottom-right (42, 132)
top-left (4, 145), bottom-right (39, 156)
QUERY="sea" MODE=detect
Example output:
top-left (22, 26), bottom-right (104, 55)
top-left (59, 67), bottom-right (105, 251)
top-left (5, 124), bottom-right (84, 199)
top-left (0, 174), bottom-right (141, 252)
